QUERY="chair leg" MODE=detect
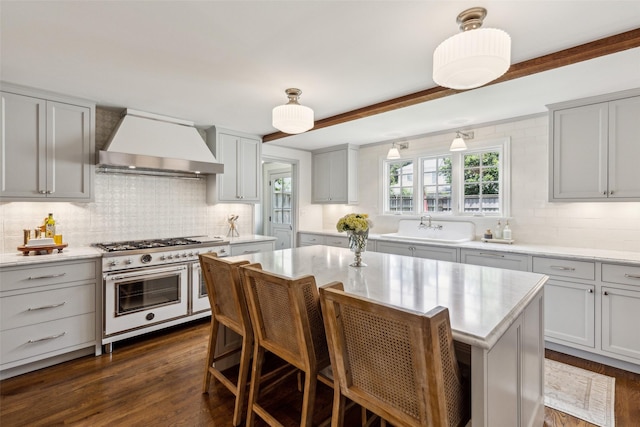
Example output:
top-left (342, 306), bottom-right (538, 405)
top-left (232, 334), bottom-right (253, 427)
top-left (331, 387), bottom-right (346, 427)
top-left (300, 371), bottom-right (318, 427)
top-left (202, 317), bottom-right (220, 393)
top-left (245, 345), bottom-right (265, 427)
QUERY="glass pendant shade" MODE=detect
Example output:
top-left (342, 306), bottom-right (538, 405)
top-left (386, 146), bottom-right (401, 159)
top-left (449, 136), bottom-right (468, 151)
top-left (272, 88), bottom-right (314, 134)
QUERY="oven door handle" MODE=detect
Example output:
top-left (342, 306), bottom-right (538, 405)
top-left (106, 265), bottom-right (187, 281)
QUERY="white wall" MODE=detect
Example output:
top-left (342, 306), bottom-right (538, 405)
top-left (320, 115), bottom-right (640, 252)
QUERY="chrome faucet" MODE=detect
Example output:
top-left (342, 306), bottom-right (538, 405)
top-left (418, 215), bottom-right (442, 230)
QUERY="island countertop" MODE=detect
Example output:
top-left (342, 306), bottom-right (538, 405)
top-left (228, 245), bottom-right (547, 350)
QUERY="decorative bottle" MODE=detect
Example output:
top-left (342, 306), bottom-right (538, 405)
top-left (45, 213), bottom-right (56, 238)
top-left (502, 220), bottom-right (512, 240)
top-left (494, 220), bottom-right (503, 239)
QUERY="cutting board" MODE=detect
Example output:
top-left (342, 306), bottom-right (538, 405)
top-left (17, 243), bottom-right (68, 256)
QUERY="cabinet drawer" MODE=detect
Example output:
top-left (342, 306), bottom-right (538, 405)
top-left (532, 257), bottom-right (594, 281)
top-left (299, 234), bottom-right (325, 246)
top-left (324, 235), bottom-right (348, 248)
top-left (461, 249), bottom-right (529, 271)
top-left (602, 263), bottom-right (640, 287)
top-left (0, 260), bottom-right (97, 292)
top-left (1, 313), bottom-right (95, 365)
top-left (230, 241), bottom-right (274, 256)
top-left (1, 283), bottom-right (95, 331)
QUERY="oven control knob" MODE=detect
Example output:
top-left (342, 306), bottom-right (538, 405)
top-left (124, 259), bottom-right (133, 265)
top-left (146, 312), bottom-right (155, 321)
top-left (108, 261), bottom-right (117, 267)
top-left (188, 252), bottom-right (194, 257)
top-left (141, 254), bottom-right (152, 264)
top-left (160, 255), bottom-right (166, 261)
top-left (181, 253), bottom-right (188, 258)
top-left (167, 255), bottom-right (173, 259)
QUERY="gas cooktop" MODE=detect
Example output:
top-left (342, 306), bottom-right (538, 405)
top-left (95, 237), bottom-right (224, 253)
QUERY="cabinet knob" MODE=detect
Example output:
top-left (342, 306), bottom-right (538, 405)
top-left (610, 190), bottom-right (614, 195)
top-left (39, 190), bottom-right (47, 194)
top-left (603, 191), bottom-right (607, 195)
top-left (603, 291), bottom-right (609, 296)
top-left (587, 289), bottom-right (593, 293)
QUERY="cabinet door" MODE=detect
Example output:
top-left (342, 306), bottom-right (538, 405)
top-left (608, 96), bottom-right (640, 198)
top-left (47, 101), bottom-right (92, 199)
top-left (312, 151), bottom-right (332, 202)
top-left (551, 103), bottom-right (608, 199)
top-left (218, 133), bottom-right (240, 201)
top-left (238, 137), bottom-right (260, 201)
top-left (544, 279), bottom-right (595, 348)
top-left (327, 149), bottom-right (348, 202)
top-left (412, 245), bottom-right (457, 262)
top-left (601, 286), bottom-right (640, 361)
top-left (0, 92), bottom-right (47, 198)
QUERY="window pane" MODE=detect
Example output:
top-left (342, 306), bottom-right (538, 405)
top-left (482, 152), bottom-right (499, 166)
top-left (465, 184), bottom-right (479, 195)
top-left (483, 183), bottom-right (499, 195)
top-left (464, 168), bottom-right (480, 182)
top-left (465, 154), bottom-right (481, 167)
top-left (483, 167), bottom-right (499, 182)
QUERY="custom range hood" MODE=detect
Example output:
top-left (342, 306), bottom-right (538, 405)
top-left (98, 109), bottom-right (224, 176)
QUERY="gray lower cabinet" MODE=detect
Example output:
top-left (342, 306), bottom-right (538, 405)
top-left (229, 240), bottom-right (275, 256)
top-left (375, 240), bottom-right (457, 262)
top-left (460, 248), bottom-right (529, 271)
top-left (0, 85), bottom-right (95, 201)
top-left (533, 256), bottom-right (596, 349)
top-left (0, 259), bottom-right (101, 379)
top-left (601, 263), bottom-right (640, 362)
top-left (298, 232), bottom-right (349, 249)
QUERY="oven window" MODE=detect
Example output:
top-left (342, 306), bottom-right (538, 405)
top-left (117, 276), bottom-right (181, 315)
top-left (199, 274), bottom-right (208, 299)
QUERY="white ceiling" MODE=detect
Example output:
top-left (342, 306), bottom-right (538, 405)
top-left (1, 1), bottom-right (639, 151)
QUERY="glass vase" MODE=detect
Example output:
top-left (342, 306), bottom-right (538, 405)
top-left (347, 229), bottom-right (368, 267)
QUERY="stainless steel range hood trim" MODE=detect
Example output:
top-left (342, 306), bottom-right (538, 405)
top-left (98, 150), bottom-right (224, 175)
top-left (98, 109), bottom-right (224, 175)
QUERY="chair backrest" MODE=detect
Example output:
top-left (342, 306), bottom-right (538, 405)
top-left (199, 253), bottom-right (252, 338)
top-left (240, 263), bottom-right (330, 373)
top-left (320, 282), bottom-right (468, 427)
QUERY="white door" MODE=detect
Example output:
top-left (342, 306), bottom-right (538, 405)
top-left (269, 171), bottom-right (293, 250)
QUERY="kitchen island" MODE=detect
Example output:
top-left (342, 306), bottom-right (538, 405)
top-left (229, 245), bottom-right (547, 427)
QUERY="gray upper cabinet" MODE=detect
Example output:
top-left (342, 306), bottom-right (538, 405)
top-left (0, 85), bottom-right (95, 201)
top-left (548, 89), bottom-right (640, 201)
top-left (206, 127), bottom-right (261, 204)
top-left (312, 144), bottom-right (358, 204)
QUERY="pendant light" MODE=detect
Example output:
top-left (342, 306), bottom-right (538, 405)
top-left (272, 88), bottom-right (314, 134)
top-left (450, 131), bottom-right (473, 151)
top-left (433, 7), bottom-right (511, 90)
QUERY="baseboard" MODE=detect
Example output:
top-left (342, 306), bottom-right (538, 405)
top-left (545, 341), bottom-right (640, 374)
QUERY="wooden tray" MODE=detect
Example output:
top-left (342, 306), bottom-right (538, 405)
top-left (18, 243), bottom-right (68, 255)
top-left (481, 238), bottom-right (515, 244)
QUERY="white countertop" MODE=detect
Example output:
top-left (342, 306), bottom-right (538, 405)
top-left (228, 245), bottom-right (546, 349)
top-left (301, 229), bottom-right (640, 265)
top-left (0, 246), bottom-right (103, 268)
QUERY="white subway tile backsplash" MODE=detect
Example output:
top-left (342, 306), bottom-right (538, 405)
top-left (0, 174), bottom-right (254, 252)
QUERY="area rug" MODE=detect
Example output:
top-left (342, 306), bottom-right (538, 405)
top-left (545, 358), bottom-right (616, 427)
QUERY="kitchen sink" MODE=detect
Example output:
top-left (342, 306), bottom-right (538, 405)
top-left (379, 219), bottom-right (475, 243)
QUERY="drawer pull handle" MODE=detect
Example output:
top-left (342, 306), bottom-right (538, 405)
top-left (478, 252), bottom-right (505, 258)
top-left (242, 250), bottom-right (260, 254)
top-left (28, 331), bottom-right (66, 343)
top-left (624, 274), bottom-right (640, 279)
top-left (28, 273), bottom-right (66, 280)
top-left (550, 266), bottom-right (575, 271)
top-left (28, 302), bottom-right (66, 311)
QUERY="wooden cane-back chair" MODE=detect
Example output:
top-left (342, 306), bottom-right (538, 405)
top-left (319, 282), bottom-right (470, 427)
top-left (240, 263), bottom-right (333, 427)
top-left (199, 254), bottom-right (254, 426)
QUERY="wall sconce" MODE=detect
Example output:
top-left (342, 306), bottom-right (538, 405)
top-left (450, 131), bottom-right (473, 151)
top-left (387, 142), bottom-right (409, 159)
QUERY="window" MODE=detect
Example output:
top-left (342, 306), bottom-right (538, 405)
top-left (383, 138), bottom-right (509, 216)
top-left (462, 150), bottom-right (500, 214)
top-left (422, 156), bottom-right (452, 212)
top-left (387, 160), bottom-right (414, 213)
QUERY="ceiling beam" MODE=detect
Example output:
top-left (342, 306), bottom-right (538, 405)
top-left (262, 28), bottom-right (640, 143)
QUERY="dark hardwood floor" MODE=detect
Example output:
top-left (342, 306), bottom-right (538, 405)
top-left (1, 319), bottom-right (638, 426)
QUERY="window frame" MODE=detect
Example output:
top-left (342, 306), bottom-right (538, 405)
top-left (382, 137), bottom-right (510, 217)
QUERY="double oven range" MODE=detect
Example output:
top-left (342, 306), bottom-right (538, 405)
top-left (96, 237), bottom-right (230, 352)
